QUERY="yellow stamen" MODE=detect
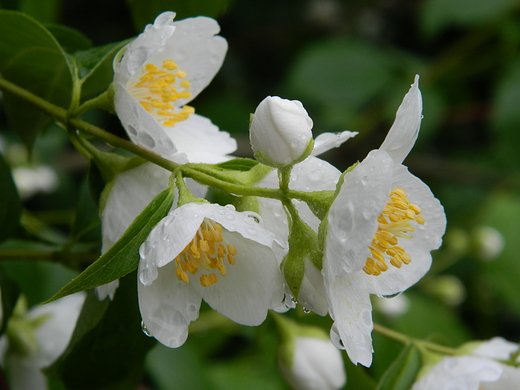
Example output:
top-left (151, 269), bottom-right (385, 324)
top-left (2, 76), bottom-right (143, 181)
top-left (363, 187), bottom-right (426, 276)
top-left (174, 220), bottom-right (237, 287)
top-left (127, 59), bottom-right (194, 127)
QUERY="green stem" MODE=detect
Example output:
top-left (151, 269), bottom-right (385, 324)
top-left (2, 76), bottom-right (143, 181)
top-left (0, 77), bottom-right (322, 205)
top-left (373, 323), bottom-right (458, 356)
top-left (0, 76), bottom-right (178, 173)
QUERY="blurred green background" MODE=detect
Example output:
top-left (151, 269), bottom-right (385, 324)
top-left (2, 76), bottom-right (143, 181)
top-left (2, 0), bottom-right (520, 389)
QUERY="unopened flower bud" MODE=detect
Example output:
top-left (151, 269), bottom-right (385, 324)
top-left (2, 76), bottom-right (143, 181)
top-left (472, 226), bottom-right (505, 261)
top-left (250, 96), bottom-right (314, 167)
top-left (274, 314), bottom-right (346, 390)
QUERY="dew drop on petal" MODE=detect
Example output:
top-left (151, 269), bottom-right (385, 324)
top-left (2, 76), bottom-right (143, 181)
top-left (225, 214), bottom-right (234, 221)
top-left (246, 228), bottom-right (257, 236)
top-left (330, 325), bottom-right (345, 350)
top-left (141, 321), bottom-right (153, 337)
top-left (302, 307), bottom-right (311, 314)
top-left (139, 132), bottom-right (156, 149)
top-left (139, 241), bottom-right (154, 259)
top-left (378, 292), bottom-right (402, 299)
top-left (127, 125), bottom-right (138, 136)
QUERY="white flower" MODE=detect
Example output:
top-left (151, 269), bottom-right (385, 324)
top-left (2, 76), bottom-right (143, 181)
top-left (256, 131), bottom-right (357, 316)
top-left (0, 293), bottom-right (85, 390)
top-left (280, 336), bottom-right (346, 390)
top-left (323, 75), bottom-right (446, 366)
top-left (250, 96), bottom-right (314, 167)
top-left (114, 11), bottom-right (235, 159)
top-left (412, 337), bottom-right (520, 390)
top-left (97, 163), bottom-right (207, 300)
top-left (12, 165), bottom-right (58, 199)
top-left (137, 202), bottom-right (285, 347)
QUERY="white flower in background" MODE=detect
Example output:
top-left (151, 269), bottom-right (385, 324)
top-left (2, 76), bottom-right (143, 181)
top-left (250, 96), bottom-right (314, 167)
top-left (114, 11), bottom-right (235, 159)
top-left (12, 165), bottom-right (58, 199)
top-left (412, 337), bottom-right (520, 390)
top-left (373, 293), bottom-right (410, 320)
top-left (279, 330), bottom-right (346, 390)
top-left (256, 131), bottom-right (357, 316)
top-left (323, 76), bottom-right (446, 366)
top-left (472, 226), bottom-right (505, 261)
top-left (0, 293), bottom-right (85, 390)
top-left (137, 202), bottom-right (285, 347)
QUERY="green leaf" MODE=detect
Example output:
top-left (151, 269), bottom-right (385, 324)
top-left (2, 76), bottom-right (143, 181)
top-left (70, 177), bottom-right (101, 246)
top-left (76, 40), bottom-right (130, 102)
top-left (46, 272), bottom-right (156, 390)
top-left (0, 267), bottom-right (21, 335)
top-left (345, 363), bottom-right (377, 390)
top-left (286, 38), bottom-right (402, 128)
top-left (46, 24), bottom-right (93, 53)
top-left (45, 186), bottom-right (174, 303)
top-left (215, 158), bottom-right (259, 172)
top-left (376, 343), bottom-right (421, 390)
top-left (19, 0), bottom-right (61, 24)
top-left (421, 0), bottom-right (519, 37)
top-left (129, 0), bottom-right (234, 32)
top-left (477, 192), bottom-right (520, 318)
top-left (0, 10), bottom-right (73, 150)
top-left (0, 154), bottom-right (21, 243)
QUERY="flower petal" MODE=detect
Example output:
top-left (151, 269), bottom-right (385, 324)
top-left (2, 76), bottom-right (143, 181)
top-left (101, 163), bottom-right (170, 253)
top-left (325, 273), bottom-right (373, 367)
top-left (162, 114), bottom-right (236, 163)
top-left (139, 203), bottom-right (207, 282)
top-left (379, 75), bottom-right (422, 165)
top-left (312, 131), bottom-right (358, 157)
top-left (325, 149), bottom-right (394, 275)
top-left (362, 165), bottom-right (446, 296)
top-left (298, 259), bottom-right (328, 316)
top-left (114, 85), bottom-right (177, 157)
top-left (138, 261), bottom-right (203, 348)
top-left (411, 356), bottom-right (502, 390)
top-left (202, 230), bottom-right (285, 325)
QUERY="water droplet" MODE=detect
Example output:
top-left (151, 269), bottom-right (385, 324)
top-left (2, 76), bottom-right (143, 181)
top-left (139, 241), bottom-right (153, 259)
top-left (127, 125), bottom-right (138, 136)
top-left (246, 228), bottom-right (257, 236)
top-left (302, 308), bottom-right (311, 314)
top-left (291, 296), bottom-right (298, 304)
top-left (291, 174), bottom-right (298, 181)
top-left (229, 225), bottom-right (236, 230)
top-left (225, 214), bottom-right (234, 221)
top-left (362, 211), bottom-right (372, 220)
top-left (377, 292), bottom-right (402, 299)
top-left (290, 140), bottom-right (299, 148)
top-left (141, 321), bottom-right (153, 337)
top-left (218, 209), bottom-right (226, 215)
top-left (139, 132), bottom-right (156, 149)
top-left (360, 175), bottom-right (368, 187)
top-left (330, 325), bottom-right (345, 350)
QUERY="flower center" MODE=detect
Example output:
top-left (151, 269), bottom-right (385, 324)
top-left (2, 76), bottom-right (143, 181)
top-left (363, 187), bottom-right (425, 276)
top-left (175, 220), bottom-right (237, 287)
top-left (127, 59), bottom-right (194, 127)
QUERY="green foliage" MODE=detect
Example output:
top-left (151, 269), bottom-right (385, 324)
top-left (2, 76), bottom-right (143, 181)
top-left (376, 343), bottom-right (421, 390)
top-left (0, 154), bottom-right (21, 242)
top-left (46, 273), bottom-right (156, 390)
top-left (0, 269), bottom-right (20, 335)
top-left (421, 0), bottom-right (519, 37)
top-left (45, 186), bottom-right (174, 303)
top-left (76, 40), bottom-right (129, 102)
top-left (0, 10), bottom-right (73, 149)
top-left (128, 0), bottom-right (234, 31)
